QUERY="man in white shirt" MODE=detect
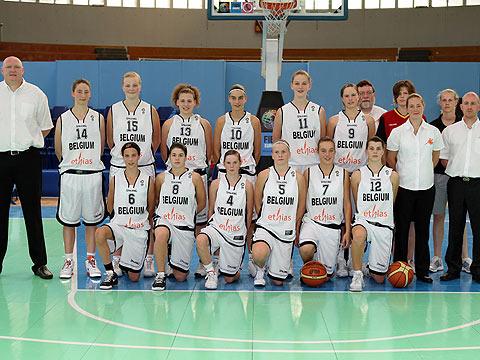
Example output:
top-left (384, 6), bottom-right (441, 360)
top-left (0, 56), bottom-right (54, 279)
top-left (357, 80), bottom-right (387, 131)
top-left (439, 91), bottom-right (480, 283)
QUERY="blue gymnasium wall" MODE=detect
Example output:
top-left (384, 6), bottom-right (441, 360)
top-left (24, 60), bottom-right (480, 122)
top-left (22, 60), bottom-right (479, 196)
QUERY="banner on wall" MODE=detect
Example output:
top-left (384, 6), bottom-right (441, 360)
top-left (256, 91), bottom-right (284, 158)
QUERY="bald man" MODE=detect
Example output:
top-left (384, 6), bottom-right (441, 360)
top-left (0, 56), bottom-right (54, 279)
top-left (439, 92), bottom-right (480, 283)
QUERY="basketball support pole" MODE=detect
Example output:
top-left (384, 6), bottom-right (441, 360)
top-left (257, 23), bottom-right (286, 172)
top-left (261, 22), bottom-right (286, 91)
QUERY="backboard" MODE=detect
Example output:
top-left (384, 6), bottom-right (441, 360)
top-left (207, 0), bottom-right (348, 21)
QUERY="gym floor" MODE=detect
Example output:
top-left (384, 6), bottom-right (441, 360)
top-left (1, 205), bottom-right (479, 359)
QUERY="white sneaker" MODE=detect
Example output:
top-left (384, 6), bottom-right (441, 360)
top-left (248, 256), bottom-right (257, 277)
top-left (112, 257), bottom-right (123, 277)
top-left (336, 258), bottom-right (348, 278)
top-left (194, 262), bottom-right (207, 278)
top-left (85, 258), bottom-right (101, 278)
top-left (462, 257), bottom-right (472, 274)
top-left (143, 256), bottom-right (155, 278)
top-left (60, 258), bottom-right (74, 279)
top-left (205, 271), bottom-right (218, 290)
top-left (352, 263), bottom-right (370, 278)
top-left (254, 267), bottom-right (266, 287)
top-left (408, 259), bottom-right (416, 274)
top-left (349, 271), bottom-right (364, 292)
top-left (429, 256), bottom-right (444, 272)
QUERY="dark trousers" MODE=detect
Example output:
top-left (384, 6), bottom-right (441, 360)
top-left (0, 148), bottom-right (47, 271)
top-left (393, 186), bottom-right (435, 276)
top-left (445, 177), bottom-right (480, 277)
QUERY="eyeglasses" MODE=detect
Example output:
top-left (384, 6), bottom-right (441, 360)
top-left (359, 91), bottom-right (374, 96)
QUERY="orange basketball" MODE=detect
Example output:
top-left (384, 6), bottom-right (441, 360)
top-left (387, 261), bottom-right (414, 288)
top-left (300, 261), bottom-right (328, 287)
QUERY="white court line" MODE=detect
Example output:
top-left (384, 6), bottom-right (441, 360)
top-left (68, 273), bottom-right (480, 345)
top-left (76, 288), bottom-right (480, 294)
top-left (1, 334), bottom-right (480, 354)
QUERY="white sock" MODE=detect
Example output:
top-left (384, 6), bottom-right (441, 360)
top-left (65, 253), bottom-right (73, 260)
top-left (204, 262), bottom-right (214, 273)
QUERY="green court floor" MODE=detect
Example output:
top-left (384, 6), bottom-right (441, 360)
top-left (1, 218), bottom-right (480, 359)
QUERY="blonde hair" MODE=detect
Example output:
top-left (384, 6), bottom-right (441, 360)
top-left (272, 139), bottom-right (291, 151)
top-left (437, 88), bottom-right (459, 104)
top-left (122, 71), bottom-right (142, 85)
top-left (406, 93), bottom-right (425, 107)
top-left (171, 83), bottom-right (201, 107)
top-left (291, 70), bottom-right (312, 84)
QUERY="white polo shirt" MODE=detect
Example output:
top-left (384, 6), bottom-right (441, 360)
top-left (0, 80), bottom-right (53, 152)
top-left (363, 105), bottom-right (387, 131)
top-left (440, 118), bottom-right (480, 178)
top-left (387, 120), bottom-right (444, 190)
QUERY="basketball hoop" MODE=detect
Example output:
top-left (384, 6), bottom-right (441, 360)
top-left (259, 0), bottom-right (297, 91)
top-left (258, 0), bottom-right (297, 38)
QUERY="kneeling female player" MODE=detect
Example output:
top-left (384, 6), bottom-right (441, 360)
top-left (151, 143), bottom-right (206, 291)
top-left (251, 140), bottom-right (306, 286)
top-left (196, 150), bottom-right (254, 289)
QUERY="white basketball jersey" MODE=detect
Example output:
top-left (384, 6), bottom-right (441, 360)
top-left (256, 166), bottom-right (298, 242)
top-left (110, 100), bottom-right (154, 168)
top-left (356, 165), bottom-right (394, 228)
top-left (333, 110), bottom-right (369, 173)
top-left (155, 169), bottom-right (197, 230)
top-left (209, 173), bottom-right (247, 245)
top-left (219, 112), bottom-right (255, 169)
top-left (304, 165), bottom-right (344, 226)
top-left (111, 171), bottom-right (150, 230)
top-left (280, 101), bottom-right (321, 167)
top-left (166, 114), bottom-right (207, 169)
top-left (58, 108), bottom-right (104, 172)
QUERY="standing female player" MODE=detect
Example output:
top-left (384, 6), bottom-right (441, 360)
top-left (251, 140), bottom-right (306, 286)
top-left (327, 83), bottom-right (375, 277)
top-left (298, 137), bottom-right (352, 277)
top-left (272, 70), bottom-right (327, 173)
top-left (196, 150), bottom-right (254, 289)
top-left (151, 143), bottom-right (206, 291)
top-left (161, 84), bottom-right (212, 227)
top-left (107, 71), bottom-right (161, 178)
top-left (107, 71), bottom-right (161, 277)
top-left (55, 79), bottom-right (106, 279)
top-left (95, 142), bottom-right (155, 289)
top-left (327, 83), bottom-right (376, 174)
top-left (387, 94), bottom-right (443, 283)
top-left (213, 84), bottom-right (261, 277)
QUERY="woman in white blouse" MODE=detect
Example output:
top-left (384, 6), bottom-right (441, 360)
top-left (386, 93), bottom-right (443, 283)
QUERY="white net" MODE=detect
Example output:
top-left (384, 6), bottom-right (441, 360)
top-left (259, 0), bottom-right (297, 38)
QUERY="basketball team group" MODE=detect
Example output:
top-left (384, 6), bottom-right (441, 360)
top-left (1, 56), bottom-right (479, 292)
